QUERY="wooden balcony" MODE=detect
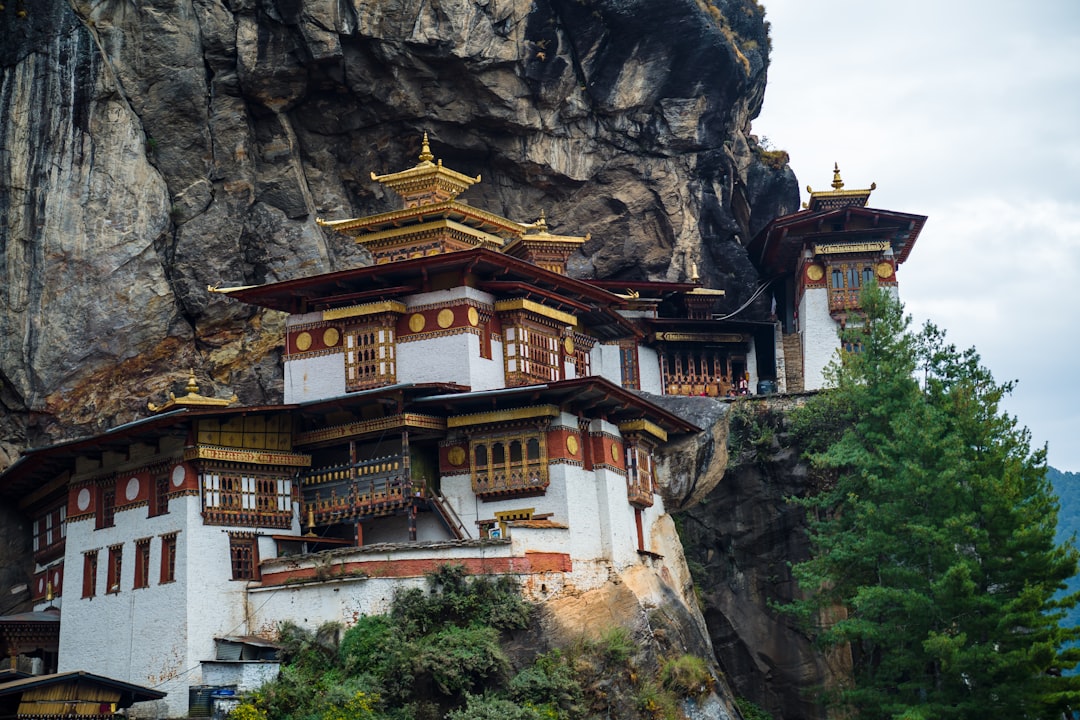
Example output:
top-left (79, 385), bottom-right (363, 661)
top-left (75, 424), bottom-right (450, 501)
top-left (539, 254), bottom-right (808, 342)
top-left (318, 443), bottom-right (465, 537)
top-left (301, 455), bottom-right (423, 523)
top-left (627, 479), bottom-right (654, 508)
top-left (472, 464), bottom-right (549, 498)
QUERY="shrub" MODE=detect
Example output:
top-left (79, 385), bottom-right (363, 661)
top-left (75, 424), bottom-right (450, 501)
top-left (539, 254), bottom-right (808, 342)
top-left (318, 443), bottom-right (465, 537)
top-left (509, 650), bottom-right (584, 718)
top-left (659, 654), bottom-right (713, 697)
top-left (446, 694), bottom-right (544, 720)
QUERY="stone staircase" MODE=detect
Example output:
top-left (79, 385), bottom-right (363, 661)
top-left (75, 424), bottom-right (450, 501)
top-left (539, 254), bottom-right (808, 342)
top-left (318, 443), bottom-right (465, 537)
top-left (782, 333), bottom-right (804, 393)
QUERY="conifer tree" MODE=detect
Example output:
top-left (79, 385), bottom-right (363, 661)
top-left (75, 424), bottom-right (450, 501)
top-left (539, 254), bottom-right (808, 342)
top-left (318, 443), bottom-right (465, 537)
top-left (789, 285), bottom-right (1080, 719)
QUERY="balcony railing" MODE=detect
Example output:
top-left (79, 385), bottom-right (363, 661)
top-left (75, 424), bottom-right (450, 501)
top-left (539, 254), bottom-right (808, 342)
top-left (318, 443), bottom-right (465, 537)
top-left (828, 288), bottom-right (861, 312)
top-left (301, 455), bottom-right (423, 523)
top-left (473, 465), bottom-right (548, 498)
top-left (627, 479), bottom-right (654, 508)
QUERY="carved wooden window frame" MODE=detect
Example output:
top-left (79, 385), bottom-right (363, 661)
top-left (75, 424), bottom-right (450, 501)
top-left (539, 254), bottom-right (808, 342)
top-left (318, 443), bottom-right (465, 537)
top-left (160, 533), bottom-right (178, 584)
top-left (344, 319), bottom-right (396, 391)
top-left (200, 468), bottom-right (294, 528)
top-left (469, 428), bottom-right (549, 498)
top-left (503, 313), bottom-right (564, 386)
top-left (82, 550), bottom-right (98, 599)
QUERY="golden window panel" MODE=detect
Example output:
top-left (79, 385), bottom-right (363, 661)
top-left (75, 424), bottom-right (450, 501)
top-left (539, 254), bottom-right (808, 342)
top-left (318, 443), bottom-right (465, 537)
top-left (470, 430), bottom-right (549, 498)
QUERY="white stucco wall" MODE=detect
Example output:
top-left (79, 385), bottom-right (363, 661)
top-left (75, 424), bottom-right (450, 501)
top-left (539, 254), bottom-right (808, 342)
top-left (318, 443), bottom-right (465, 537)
top-left (591, 343), bottom-right (624, 387)
top-left (799, 287), bottom-right (838, 391)
top-left (398, 333), bottom-right (504, 390)
top-left (638, 346), bottom-right (663, 394)
top-left (404, 286), bottom-right (495, 309)
top-left (283, 353), bottom-right (345, 403)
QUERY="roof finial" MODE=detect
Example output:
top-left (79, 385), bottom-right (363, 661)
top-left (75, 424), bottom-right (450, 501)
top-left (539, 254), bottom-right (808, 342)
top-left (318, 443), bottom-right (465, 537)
top-left (690, 262), bottom-right (700, 283)
top-left (418, 132), bottom-right (434, 164)
top-left (185, 369), bottom-right (200, 395)
top-left (831, 162), bottom-right (844, 190)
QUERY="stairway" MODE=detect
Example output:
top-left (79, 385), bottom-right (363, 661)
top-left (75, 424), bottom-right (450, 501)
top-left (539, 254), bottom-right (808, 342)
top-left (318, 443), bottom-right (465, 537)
top-left (429, 492), bottom-right (470, 540)
top-left (782, 333), bottom-right (804, 393)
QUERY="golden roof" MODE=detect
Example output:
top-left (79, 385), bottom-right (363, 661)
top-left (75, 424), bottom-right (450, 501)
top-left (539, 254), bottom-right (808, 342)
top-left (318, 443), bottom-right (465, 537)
top-left (804, 163), bottom-right (876, 211)
top-left (503, 211), bottom-right (589, 253)
top-left (367, 133), bottom-right (481, 205)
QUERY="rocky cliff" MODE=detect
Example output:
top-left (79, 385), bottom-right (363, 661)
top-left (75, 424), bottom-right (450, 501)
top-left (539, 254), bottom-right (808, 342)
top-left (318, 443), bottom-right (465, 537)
top-left (0, 0), bottom-right (797, 453)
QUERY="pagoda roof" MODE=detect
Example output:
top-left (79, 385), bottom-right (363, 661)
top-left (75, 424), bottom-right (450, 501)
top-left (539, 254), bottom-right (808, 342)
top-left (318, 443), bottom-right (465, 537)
top-left (215, 248), bottom-right (640, 340)
top-left (411, 376), bottom-right (700, 436)
top-left (748, 204), bottom-right (927, 278)
top-left (317, 199), bottom-right (524, 242)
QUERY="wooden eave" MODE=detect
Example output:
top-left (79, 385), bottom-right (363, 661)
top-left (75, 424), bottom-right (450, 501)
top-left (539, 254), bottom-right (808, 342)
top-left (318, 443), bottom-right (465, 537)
top-left (219, 249), bottom-right (639, 339)
top-left (319, 200), bottom-right (523, 239)
top-left (748, 206), bottom-right (927, 276)
top-left (584, 279), bottom-right (700, 299)
top-left (0, 671), bottom-right (166, 707)
top-left (412, 377), bottom-right (699, 436)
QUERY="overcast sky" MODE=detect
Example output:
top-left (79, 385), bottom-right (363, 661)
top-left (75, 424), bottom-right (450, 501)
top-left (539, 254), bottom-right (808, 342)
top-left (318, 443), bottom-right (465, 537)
top-left (753, 0), bottom-right (1080, 472)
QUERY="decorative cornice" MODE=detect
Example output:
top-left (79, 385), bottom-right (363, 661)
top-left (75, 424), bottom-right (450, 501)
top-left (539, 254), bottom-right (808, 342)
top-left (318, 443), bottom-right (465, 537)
top-left (294, 413), bottom-right (447, 446)
top-left (448, 405), bottom-right (561, 429)
top-left (813, 241), bottom-right (890, 256)
top-left (618, 419), bottom-right (668, 443)
top-left (184, 445), bottom-right (312, 467)
top-left (322, 301), bottom-right (407, 321)
top-left (495, 298), bottom-right (578, 327)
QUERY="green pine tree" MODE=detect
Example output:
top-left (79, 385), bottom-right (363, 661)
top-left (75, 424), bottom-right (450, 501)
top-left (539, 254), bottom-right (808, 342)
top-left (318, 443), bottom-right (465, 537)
top-left (788, 284), bottom-right (1080, 719)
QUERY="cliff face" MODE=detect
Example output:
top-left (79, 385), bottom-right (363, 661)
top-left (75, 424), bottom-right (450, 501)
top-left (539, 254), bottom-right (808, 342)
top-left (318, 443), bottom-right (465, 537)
top-left (0, 0), bottom-right (797, 451)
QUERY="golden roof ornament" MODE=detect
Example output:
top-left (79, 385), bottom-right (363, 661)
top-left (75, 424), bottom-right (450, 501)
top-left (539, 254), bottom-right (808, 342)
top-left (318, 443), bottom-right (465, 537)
top-left (805, 162), bottom-right (877, 212)
top-left (148, 369), bottom-right (238, 413)
top-left (364, 133), bottom-right (482, 208)
top-left (690, 262), bottom-right (701, 283)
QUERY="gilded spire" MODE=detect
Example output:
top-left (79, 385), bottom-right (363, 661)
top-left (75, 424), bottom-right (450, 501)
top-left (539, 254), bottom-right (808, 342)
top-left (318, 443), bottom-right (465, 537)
top-left (831, 162), bottom-right (844, 190)
top-left (418, 132), bottom-right (434, 164)
top-left (804, 163), bottom-right (876, 212)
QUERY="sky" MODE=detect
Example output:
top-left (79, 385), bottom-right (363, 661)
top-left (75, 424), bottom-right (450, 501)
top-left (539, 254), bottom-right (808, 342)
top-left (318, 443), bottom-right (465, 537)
top-left (753, 0), bottom-right (1080, 473)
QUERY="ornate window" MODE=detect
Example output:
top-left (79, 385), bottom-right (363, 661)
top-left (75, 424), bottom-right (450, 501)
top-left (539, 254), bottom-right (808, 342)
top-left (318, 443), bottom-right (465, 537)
top-left (201, 469), bottom-right (294, 528)
top-left (229, 533), bottom-right (259, 580)
top-left (82, 551), bottom-right (98, 599)
top-left (625, 443), bottom-right (656, 508)
top-left (160, 533), bottom-right (177, 583)
top-left (504, 322), bottom-right (561, 386)
top-left (134, 538), bottom-right (151, 589)
top-left (826, 262), bottom-right (876, 312)
top-left (345, 322), bottom-right (396, 391)
top-left (470, 431), bottom-right (549, 498)
top-left (570, 334), bottom-right (595, 378)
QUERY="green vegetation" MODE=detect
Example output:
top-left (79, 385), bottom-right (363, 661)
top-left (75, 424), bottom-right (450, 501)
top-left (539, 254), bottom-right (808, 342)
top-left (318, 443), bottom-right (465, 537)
top-left (232, 564), bottom-right (713, 720)
top-left (786, 284), bottom-right (1080, 718)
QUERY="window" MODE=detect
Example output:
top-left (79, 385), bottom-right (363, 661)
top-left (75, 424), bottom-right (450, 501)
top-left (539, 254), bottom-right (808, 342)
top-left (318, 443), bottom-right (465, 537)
top-left (229, 534), bottom-right (259, 580)
top-left (344, 323), bottom-right (396, 391)
top-left (160, 533), bottom-right (177, 583)
top-left (32, 504), bottom-right (66, 562)
top-left (625, 443), bottom-right (656, 508)
top-left (470, 431), bottom-right (548, 498)
top-left (504, 322), bottom-right (561, 386)
top-left (847, 266), bottom-right (861, 289)
top-left (150, 474), bottom-right (169, 517)
top-left (97, 485), bottom-right (116, 529)
top-left (862, 266), bottom-right (875, 285)
top-left (106, 545), bottom-right (122, 594)
top-left (134, 538), bottom-right (151, 589)
top-left (82, 551), bottom-right (98, 599)
top-left (619, 342), bottom-right (640, 390)
top-left (201, 470), bottom-right (293, 528)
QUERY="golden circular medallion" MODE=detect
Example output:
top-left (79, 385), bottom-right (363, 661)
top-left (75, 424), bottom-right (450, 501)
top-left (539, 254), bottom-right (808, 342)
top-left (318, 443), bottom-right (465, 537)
top-left (467, 307), bottom-right (479, 326)
top-left (447, 446), bottom-right (466, 466)
top-left (323, 327), bottom-right (340, 347)
top-left (295, 331), bottom-right (312, 351)
top-left (409, 313), bottom-right (426, 333)
top-left (563, 337), bottom-right (574, 354)
top-left (875, 262), bottom-right (893, 278)
top-left (611, 444), bottom-right (620, 463)
top-left (437, 309), bottom-right (455, 329)
top-left (566, 436), bottom-right (579, 456)
top-left (806, 264), bottom-right (824, 282)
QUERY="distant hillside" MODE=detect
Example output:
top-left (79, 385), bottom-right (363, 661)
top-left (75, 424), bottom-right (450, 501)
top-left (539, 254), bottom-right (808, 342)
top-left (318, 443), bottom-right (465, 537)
top-left (1050, 466), bottom-right (1080, 630)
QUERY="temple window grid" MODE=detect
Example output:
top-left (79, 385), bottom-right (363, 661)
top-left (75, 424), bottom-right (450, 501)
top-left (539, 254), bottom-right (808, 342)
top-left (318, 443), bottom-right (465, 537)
top-left (619, 341), bottom-right (640, 390)
top-left (150, 473), bottom-right (170, 517)
top-left (97, 484), bottom-right (116, 529)
top-left (661, 349), bottom-right (746, 397)
top-left (160, 533), bottom-right (177, 583)
top-left (229, 533), bottom-right (259, 580)
top-left (344, 322), bottom-right (396, 391)
top-left (134, 538), bottom-right (151, 589)
top-left (470, 430), bottom-right (549, 497)
top-left (625, 442), bottom-right (656, 508)
top-left (106, 544), bottom-right (122, 594)
top-left (504, 320), bottom-right (562, 386)
top-left (201, 469), bottom-right (294, 528)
